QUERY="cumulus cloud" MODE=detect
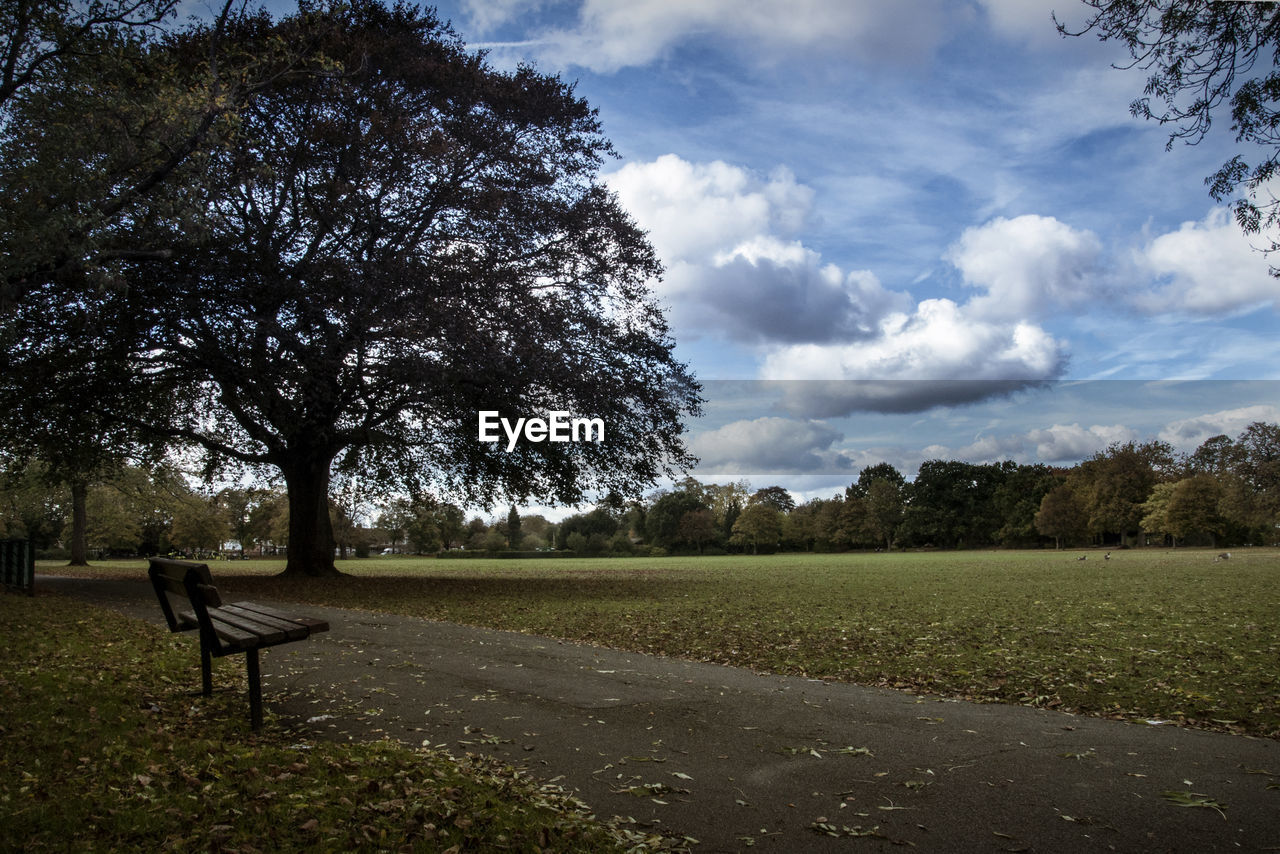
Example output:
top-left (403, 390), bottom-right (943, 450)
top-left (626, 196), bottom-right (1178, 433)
top-left (470, 0), bottom-right (956, 73)
top-left (1158, 404), bottom-right (1280, 451)
top-left (688, 416), bottom-right (857, 473)
top-left (1136, 207), bottom-right (1280, 316)
top-left (921, 422), bottom-right (1136, 466)
top-left (609, 156), bottom-right (812, 262)
top-left (742, 215), bottom-right (1093, 413)
top-left (1026, 422), bottom-right (1137, 461)
top-left (760, 298), bottom-right (1067, 412)
top-left (946, 214), bottom-right (1103, 320)
top-left (609, 155), bottom-right (911, 345)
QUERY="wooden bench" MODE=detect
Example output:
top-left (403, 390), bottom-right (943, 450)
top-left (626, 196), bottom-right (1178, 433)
top-left (148, 558), bottom-right (329, 730)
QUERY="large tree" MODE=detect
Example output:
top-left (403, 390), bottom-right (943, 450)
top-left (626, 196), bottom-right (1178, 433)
top-left (108, 3), bottom-right (698, 576)
top-left (1060, 2), bottom-right (1280, 251)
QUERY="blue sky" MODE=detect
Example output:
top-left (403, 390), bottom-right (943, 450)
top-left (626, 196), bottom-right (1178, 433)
top-left (240, 1), bottom-right (1280, 509)
top-left (424, 0), bottom-right (1280, 505)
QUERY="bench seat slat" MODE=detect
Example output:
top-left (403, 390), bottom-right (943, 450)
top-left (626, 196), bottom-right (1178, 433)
top-left (178, 608), bottom-right (262, 649)
top-left (218, 603), bottom-right (312, 641)
top-left (206, 608), bottom-right (290, 645)
top-left (228, 601), bottom-right (329, 634)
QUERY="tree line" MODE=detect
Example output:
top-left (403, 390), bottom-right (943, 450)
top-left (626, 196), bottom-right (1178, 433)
top-left (559, 421), bottom-right (1280, 555)
top-left (6, 421), bottom-right (1274, 559)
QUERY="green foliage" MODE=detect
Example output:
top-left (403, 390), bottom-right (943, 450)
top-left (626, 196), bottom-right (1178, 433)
top-left (676, 508), bottom-right (718, 554)
top-left (1037, 483), bottom-right (1089, 549)
top-left (645, 489), bottom-right (706, 550)
top-left (1166, 474), bottom-right (1226, 545)
top-left (0, 594), bottom-right (648, 852)
top-left (729, 502), bottom-right (781, 554)
top-left (556, 508), bottom-right (619, 550)
top-left (749, 485), bottom-right (795, 513)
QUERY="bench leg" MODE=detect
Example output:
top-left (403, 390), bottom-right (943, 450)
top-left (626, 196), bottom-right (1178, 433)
top-left (201, 644), bottom-right (213, 696)
top-left (246, 647), bottom-right (262, 731)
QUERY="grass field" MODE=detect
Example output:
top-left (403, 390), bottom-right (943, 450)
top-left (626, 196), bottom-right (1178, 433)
top-left (41, 548), bottom-right (1280, 738)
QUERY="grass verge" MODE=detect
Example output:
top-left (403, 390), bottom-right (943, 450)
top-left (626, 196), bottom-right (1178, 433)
top-left (0, 592), bottom-right (680, 852)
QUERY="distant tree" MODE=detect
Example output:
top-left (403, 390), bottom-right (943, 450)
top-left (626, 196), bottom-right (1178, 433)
top-left (376, 497), bottom-right (414, 554)
top-left (434, 503), bottom-right (466, 550)
top-left (704, 480), bottom-right (750, 535)
top-left (219, 486), bottom-right (271, 557)
top-left (832, 493), bottom-right (867, 549)
top-left (898, 460), bottom-right (1010, 549)
top-left (1234, 421), bottom-right (1280, 528)
top-left (1166, 474), bottom-right (1227, 546)
top-left (557, 508), bottom-right (619, 549)
top-left (813, 497), bottom-right (846, 552)
top-left (406, 508), bottom-right (443, 554)
top-left (1036, 484), bottom-right (1089, 549)
top-left (862, 477), bottom-right (904, 551)
top-left (852, 462), bottom-right (906, 497)
top-left (168, 493), bottom-right (230, 554)
top-left (0, 458), bottom-right (65, 549)
top-left (993, 464), bottom-right (1061, 546)
top-left (750, 485), bottom-right (796, 514)
top-left (677, 509), bottom-right (718, 554)
top-left (781, 500), bottom-right (817, 551)
top-left (506, 506), bottom-right (523, 550)
top-left (249, 490), bottom-right (290, 553)
top-left (85, 483), bottom-right (143, 554)
top-left (1140, 481), bottom-right (1177, 546)
top-left (645, 490), bottom-right (706, 551)
top-left (1187, 434), bottom-right (1240, 476)
top-left (730, 503), bottom-right (781, 555)
top-left (1071, 441), bottom-right (1176, 545)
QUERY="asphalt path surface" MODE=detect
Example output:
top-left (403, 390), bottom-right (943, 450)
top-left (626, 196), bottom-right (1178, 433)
top-left (38, 574), bottom-right (1280, 853)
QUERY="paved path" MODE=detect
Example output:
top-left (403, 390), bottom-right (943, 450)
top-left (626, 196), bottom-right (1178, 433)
top-left (40, 575), bottom-right (1280, 852)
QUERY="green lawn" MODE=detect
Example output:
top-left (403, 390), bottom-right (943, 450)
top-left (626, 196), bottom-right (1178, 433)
top-left (0, 593), bottom-right (681, 852)
top-left (42, 548), bottom-right (1280, 737)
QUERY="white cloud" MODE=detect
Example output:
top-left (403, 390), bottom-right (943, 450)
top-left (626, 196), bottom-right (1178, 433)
top-left (688, 416), bottom-right (856, 473)
top-left (946, 214), bottom-right (1103, 320)
top-left (920, 422), bottom-right (1136, 466)
top-left (1026, 422), bottom-right (1136, 461)
top-left (609, 156), bottom-right (812, 264)
top-left (760, 298), bottom-right (1066, 385)
top-left (1159, 404), bottom-right (1280, 451)
top-left (1136, 207), bottom-right (1280, 316)
top-left (609, 155), bottom-right (911, 344)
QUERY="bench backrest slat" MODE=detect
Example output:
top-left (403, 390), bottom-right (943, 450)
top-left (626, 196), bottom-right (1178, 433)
top-left (148, 558), bottom-right (225, 653)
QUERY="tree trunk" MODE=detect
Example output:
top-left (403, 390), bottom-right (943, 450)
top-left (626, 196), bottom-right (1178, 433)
top-left (280, 455), bottom-right (343, 577)
top-left (68, 478), bottom-right (89, 566)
